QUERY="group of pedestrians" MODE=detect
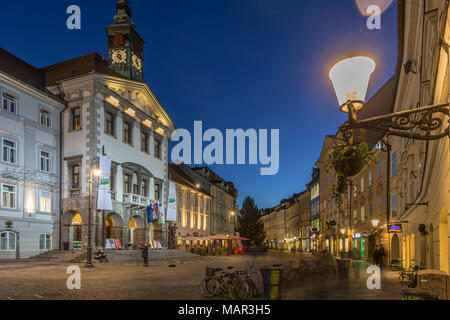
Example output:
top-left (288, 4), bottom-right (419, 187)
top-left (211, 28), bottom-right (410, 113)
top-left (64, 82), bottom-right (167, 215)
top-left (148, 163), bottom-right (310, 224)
top-left (373, 244), bottom-right (385, 269)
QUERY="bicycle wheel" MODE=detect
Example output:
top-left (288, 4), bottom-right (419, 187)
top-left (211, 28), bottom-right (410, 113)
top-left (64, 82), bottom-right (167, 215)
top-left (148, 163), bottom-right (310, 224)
top-left (229, 279), bottom-right (249, 300)
top-left (246, 279), bottom-right (258, 299)
top-left (201, 278), bottom-right (216, 297)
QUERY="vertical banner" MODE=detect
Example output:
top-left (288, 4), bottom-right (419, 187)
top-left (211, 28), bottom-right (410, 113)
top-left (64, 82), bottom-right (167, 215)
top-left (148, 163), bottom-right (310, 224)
top-left (166, 181), bottom-right (177, 222)
top-left (97, 155), bottom-right (113, 210)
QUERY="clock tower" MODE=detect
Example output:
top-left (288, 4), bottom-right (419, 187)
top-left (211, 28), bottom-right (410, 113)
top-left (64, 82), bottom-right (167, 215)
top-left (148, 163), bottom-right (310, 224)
top-left (106, 0), bottom-right (144, 81)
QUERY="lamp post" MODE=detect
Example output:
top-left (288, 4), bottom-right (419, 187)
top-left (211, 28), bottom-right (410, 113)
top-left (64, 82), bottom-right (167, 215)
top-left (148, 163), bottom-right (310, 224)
top-left (230, 211), bottom-right (235, 235)
top-left (85, 161), bottom-right (101, 268)
top-left (329, 55), bottom-right (450, 265)
top-left (329, 56), bottom-right (449, 143)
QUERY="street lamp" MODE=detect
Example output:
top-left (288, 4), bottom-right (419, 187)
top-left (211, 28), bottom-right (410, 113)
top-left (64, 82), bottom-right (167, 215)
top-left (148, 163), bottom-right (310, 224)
top-left (230, 211), bottom-right (235, 236)
top-left (85, 161), bottom-right (101, 268)
top-left (371, 219), bottom-right (380, 228)
top-left (329, 55), bottom-right (449, 143)
top-left (329, 56), bottom-right (376, 113)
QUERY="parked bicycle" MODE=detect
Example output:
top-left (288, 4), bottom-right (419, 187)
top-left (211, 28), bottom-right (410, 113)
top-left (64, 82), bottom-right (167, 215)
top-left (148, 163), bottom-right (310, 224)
top-left (201, 266), bottom-right (249, 300)
top-left (234, 265), bottom-right (259, 299)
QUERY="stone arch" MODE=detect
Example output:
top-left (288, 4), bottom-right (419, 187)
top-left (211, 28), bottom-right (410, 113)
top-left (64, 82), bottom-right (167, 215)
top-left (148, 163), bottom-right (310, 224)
top-left (410, 233), bottom-right (416, 266)
top-left (391, 233), bottom-right (400, 261)
top-left (406, 235), bottom-right (410, 268)
top-left (402, 236), bottom-right (407, 268)
top-left (439, 206), bottom-right (449, 273)
top-left (430, 224), bottom-right (435, 269)
top-left (105, 213), bottom-right (124, 247)
top-left (128, 216), bottom-right (145, 247)
top-left (61, 211), bottom-right (82, 250)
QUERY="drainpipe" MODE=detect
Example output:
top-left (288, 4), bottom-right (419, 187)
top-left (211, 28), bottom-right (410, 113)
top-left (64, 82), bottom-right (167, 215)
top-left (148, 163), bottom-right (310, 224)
top-left (59, 83), bottom-right (68, 250)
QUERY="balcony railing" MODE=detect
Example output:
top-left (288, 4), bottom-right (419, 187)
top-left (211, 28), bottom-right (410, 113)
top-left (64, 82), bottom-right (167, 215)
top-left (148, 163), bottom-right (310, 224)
top-left (123, 193), bottom-right (150, 207)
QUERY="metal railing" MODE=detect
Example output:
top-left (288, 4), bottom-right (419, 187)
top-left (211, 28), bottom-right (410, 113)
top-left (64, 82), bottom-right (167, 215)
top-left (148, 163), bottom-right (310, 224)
top-left (123, 193), bottom-right (150, 207)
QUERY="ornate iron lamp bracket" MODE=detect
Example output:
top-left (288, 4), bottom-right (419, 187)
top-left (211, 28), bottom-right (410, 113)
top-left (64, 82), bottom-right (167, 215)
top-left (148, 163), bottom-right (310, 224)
top-left (340, 102), bottom-right (450, 143)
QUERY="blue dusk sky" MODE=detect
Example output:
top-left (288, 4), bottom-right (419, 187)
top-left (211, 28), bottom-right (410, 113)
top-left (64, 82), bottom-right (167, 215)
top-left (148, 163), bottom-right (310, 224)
top-left (1, 0), bottom-right (398, 209)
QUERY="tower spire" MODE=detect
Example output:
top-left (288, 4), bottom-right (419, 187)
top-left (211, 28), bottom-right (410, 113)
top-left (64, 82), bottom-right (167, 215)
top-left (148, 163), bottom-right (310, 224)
top-left (106, 0), bottom-right (145, 81)
top-left (114, 0), bottom-right (133, 25)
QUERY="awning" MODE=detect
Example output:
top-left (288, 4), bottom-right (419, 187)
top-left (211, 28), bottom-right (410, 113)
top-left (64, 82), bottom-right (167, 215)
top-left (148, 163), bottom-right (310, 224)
top-left (209, 234), bottom-right (250, 241)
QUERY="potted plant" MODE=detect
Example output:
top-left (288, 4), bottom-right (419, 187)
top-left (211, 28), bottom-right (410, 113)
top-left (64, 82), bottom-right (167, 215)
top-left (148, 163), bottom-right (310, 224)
top-left (329, 136), bottom-right (375, 211)
top-left (329, 139), bottom-right (374, 178)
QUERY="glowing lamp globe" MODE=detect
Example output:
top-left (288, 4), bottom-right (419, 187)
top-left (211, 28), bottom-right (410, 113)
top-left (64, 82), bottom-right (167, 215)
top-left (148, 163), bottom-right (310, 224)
top-left (93, 168), bottom-right (102, 177)
top-left (372, 219), bottom-right (380, 228)
top-left (329, 56), bottom-right (376, 113)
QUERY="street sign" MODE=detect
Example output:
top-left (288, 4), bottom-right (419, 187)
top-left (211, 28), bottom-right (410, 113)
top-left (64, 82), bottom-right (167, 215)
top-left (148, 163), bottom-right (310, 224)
top-left (388, 223), bottom-right (402, 233)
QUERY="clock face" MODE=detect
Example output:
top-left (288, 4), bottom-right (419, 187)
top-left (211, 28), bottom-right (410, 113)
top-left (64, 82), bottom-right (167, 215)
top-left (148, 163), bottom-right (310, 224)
top-left (132, 54), bottom-right (142, 71)
top-left (112, 50), bottom-right (127, 64)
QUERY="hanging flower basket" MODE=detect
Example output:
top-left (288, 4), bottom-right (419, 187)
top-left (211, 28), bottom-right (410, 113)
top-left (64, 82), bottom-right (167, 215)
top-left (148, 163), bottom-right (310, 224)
top-left (329, 141), bottom-right (374, 178)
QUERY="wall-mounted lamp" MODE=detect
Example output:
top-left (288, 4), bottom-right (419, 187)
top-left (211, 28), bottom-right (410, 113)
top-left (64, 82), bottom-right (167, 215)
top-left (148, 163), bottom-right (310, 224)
top-left (105, 96), bottom-right (120, 108)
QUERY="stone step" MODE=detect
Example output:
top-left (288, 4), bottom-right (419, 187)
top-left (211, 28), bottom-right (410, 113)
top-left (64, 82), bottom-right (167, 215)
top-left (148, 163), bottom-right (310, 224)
top-left (30, 250), bottom-right (86, 263)
top-left (104, 249), bottom-right (198, 262)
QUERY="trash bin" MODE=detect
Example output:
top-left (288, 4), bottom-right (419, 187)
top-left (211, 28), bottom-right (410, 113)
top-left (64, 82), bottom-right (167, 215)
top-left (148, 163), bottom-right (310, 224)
top-left (260, 267), bottom-right (283, 300)
top-left (63, 242), bottom-right (69, 251)
top-left (336, 259), bottom-right (351, 280)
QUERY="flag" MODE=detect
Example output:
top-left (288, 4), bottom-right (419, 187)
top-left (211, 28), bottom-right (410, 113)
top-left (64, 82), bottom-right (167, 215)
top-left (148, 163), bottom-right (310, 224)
top-left (97, 155), bottom-right (113, 210)
top-left (152, 202), bottom-right (159, 219)
top-left (146, 205), bottom-right (153, 224)
top-left (166, 181), bottom-right (177, 222)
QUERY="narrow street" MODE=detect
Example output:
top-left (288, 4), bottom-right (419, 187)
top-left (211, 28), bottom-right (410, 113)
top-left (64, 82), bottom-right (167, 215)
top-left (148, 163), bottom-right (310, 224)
top-left (0, 251), bottom-right (404, 300)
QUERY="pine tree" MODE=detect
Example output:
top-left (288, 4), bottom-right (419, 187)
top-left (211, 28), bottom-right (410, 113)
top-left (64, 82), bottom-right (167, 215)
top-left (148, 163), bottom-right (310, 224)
top-left (237, 197), bottom-right (266, 248)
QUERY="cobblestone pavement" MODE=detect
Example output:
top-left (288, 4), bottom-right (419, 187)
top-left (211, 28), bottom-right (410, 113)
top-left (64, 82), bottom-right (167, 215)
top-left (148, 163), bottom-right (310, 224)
top-left (0, 251), bottom-right (406, 300)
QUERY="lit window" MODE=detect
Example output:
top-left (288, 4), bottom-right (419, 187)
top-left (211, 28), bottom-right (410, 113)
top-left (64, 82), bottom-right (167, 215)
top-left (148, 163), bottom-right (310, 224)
top-left (40, 109), bottom-right (52, 128)
top-left (0, 232), bottom-right (16, 251)
top-left (2, 92), bottom-right (17, 113)
top-left (361, 205), bottom-right (365, 223)
top-left (1, 184), bottom-right (16, 209)
top-left (40, 191), bottom-right (51, 213)
top-left (361, 177), bottom-right (365, 193)
top-left (39, 234), bottom-right (52, 251)
top-left (71, 107), bottom-right (81, 131)
top-left (40, 151), bottom-right (51, 173)
top-left (2, 139), bottom-right (16, 164)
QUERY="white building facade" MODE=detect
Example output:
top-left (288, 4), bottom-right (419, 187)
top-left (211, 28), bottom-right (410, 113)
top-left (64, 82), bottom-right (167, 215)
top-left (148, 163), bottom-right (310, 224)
top-left (0, 50), bottom-right (65, 259)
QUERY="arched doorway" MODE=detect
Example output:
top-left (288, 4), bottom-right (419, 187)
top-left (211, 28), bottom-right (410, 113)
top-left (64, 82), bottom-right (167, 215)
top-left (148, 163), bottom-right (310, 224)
top-left (62, 211), bottom-right (83, 250)
top-left (430, 224), bottom-right (435, 269)
top-left (129, 216), bottom-right (145, 247)
top-left (402, 236), bottom-right (407, 268)
top-left (406, 235), bottom-right (410, 268)
top-left (105, 213), bottom-right (124, 248)
top-left (410, 234), bottom-right (416, 267)
top-left (439, 206), bottom-right (449, 273)
top-left (391, 234), bottom-right (400, 261)
top-left (72, 213), bottom-right (82, 241)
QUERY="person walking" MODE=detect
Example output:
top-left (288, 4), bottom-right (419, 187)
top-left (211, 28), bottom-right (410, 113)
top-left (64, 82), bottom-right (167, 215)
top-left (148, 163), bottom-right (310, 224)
top-left (141, 243), bottom-right (149, 267)
top-left (373, 245), bottom-right (380, 266)
top-left (379, 244), bottom-right (385, 269)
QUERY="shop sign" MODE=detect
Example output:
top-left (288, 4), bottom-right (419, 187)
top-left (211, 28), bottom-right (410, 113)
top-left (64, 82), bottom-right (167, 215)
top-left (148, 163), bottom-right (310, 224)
top-left (352, 233), bottom-right (362, 239)
top-left (388, 224), bottom-right (402, 233)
